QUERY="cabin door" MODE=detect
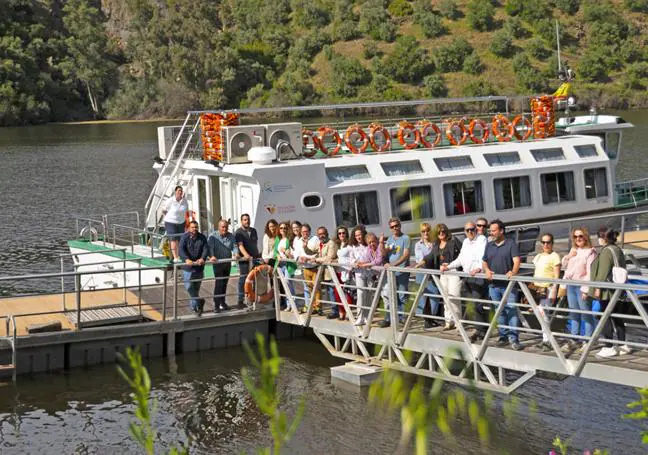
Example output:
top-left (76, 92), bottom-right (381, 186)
top-left (194, 176), bottom-right (213, 234)
top-left (220, 177), bottom-right (235, 228)
top-left (238, 184), bottom-right (254, 227)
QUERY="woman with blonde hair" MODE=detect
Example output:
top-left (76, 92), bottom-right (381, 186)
top-left (414, 222), bottom-right (440, 328)
top-left (276, 221), bottom-right (297, 311)
top-left (562, 226), bottom-right (597, 350)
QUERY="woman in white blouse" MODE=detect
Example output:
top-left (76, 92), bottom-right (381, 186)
top-left (162, 185), bottom-right (188, 262)
top-left (262, 219), bottom-right (279, 265)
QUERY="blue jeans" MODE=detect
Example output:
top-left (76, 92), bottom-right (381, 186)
top-left (488, 284), bottom-right (520, 343)
top-left (327, 284), bottom-right (339, 317)
top-left (415, 274), bottom-right (440, 317)
top-left (567, 285), bottom-right (594, 337)
top-left (384, 273), bottom-right (410, 323)
top-left (183, 269), bottom-right (204, 311)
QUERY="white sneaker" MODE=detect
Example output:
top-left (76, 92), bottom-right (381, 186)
top-left (595, 346), bottom-right (619, 358)
top-left (619, 344), bottom-right (633, 355)
top-left (354, 317), bottom-right (366, 326)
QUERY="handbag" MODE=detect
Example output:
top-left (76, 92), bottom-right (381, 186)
top-left (608, 246), bottom-right (628, 284)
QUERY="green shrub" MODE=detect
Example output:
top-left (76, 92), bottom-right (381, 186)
top-left (625, 0), bottom-right (648, 12)
top-left (360, 0), bottom-right (398, 42)
top-left (416, 11), bottom-right (447, 38)
top-left (520, 2), bottom-right (551, 23)
top-left (463, 51), bottom-right (484, 75)
top-left (363, 40), bottom-right (382, 59)
top-left (623, 62), bottom-right (648, 89)
top-left (291, 0), bottom-right (331, 28)
top-left (329, 53), bottom-right (372, 97)
top-left (503, 16), bottom-right (526, 39)
top-left (388, 0), bottom-right (413, 17)
top-left (489, 30), bottom-right (514, 58)
top-left (466, 0), bottom-right (495, 31)
top-left (527, 36), bottom-right (550, 60)
top-left (435, 38), bottom-right (473, 72)
top-left (533, 19), bottom-right (563, 48)
top-left (504, 0), bottom-right (524, 16)
top-left (379, 36), bottom-right (434, 83)
top-left (438, 0), bottom-right (461, 20)
top-left (578, 48), bottom-right (611, 82)
top-left (463, 78), bottom-right (496, 96)
top-left (330, 20), bottom-right (362, 41)
top-left (423, 74), bottom-right (448, 97)
top-left (555, 0), bottom-right (580, 14)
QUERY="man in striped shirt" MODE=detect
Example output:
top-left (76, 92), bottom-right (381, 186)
top-left (208, 220), bottom-right (239, 313)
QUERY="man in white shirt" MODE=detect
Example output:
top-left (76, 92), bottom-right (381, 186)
top-left (440, 221), bottom-right (488, 342)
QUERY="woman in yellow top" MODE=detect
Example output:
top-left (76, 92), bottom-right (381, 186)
top-left (532, 233), bottom-right (561, 352)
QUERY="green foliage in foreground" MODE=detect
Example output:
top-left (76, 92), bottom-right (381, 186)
top-left (117, 348), bottom-right (188, 455)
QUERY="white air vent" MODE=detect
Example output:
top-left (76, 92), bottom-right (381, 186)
top-left (264, 123), bottom-right (302, 161)
top-left (222, 126), bottom-right (265, 164)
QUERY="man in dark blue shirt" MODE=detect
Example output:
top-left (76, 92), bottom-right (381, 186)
top-left (482, 219), bottom-right (522, 350)
top-left (209, 219), bottom-right (239, 312)
top-left (179, 221), bottom-right (209, 315)
top-left (234, 214), bottom-right (260, 308)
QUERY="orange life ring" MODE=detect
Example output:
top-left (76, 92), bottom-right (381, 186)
top-left (512, 115), bottom-right (532, 141)
top-left (368, 123), bottom-right (392, 153)
top-left (468, 119), bottom-right (490, 144)
top-left (317, 127), bottom-right (342, 157)
top-left (397, 121), bottom-right (421, 150)
top-left (302, 129), bottom-right (321, 158)
top-left (344, 125), bottom-right (369, 154)
top-left (533, 113), bottom-right (551, 138)
top-left (244, 264), bottom-right (274, 304)
top-left (418, 121), bottom-right (442, 148)
top-left (491, 115), bottom-right (514, 142)
top-left (445, 120), bottom-right (468, 146)
top-left (184, 211), bottom-right (197, 231)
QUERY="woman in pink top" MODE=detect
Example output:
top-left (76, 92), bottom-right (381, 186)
top-left (354, 232), bottom-right (384, 325)
top-left (562, 227), bottom-right (598, 347)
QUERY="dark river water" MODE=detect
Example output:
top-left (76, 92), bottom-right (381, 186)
top-left (0, 111), bottom-right (647, 453)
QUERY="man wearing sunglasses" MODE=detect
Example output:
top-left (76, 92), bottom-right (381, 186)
top-left (379, 218), bottom-right (410, 328)
top-left (441, 221), bottom-right (488, 342)
top-left (482, 219), bottom-right (523, 351)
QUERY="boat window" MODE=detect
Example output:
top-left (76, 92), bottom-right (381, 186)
top-left (334, 191), bottom-right (380, 227)
top-left (531, 148), bottom-right (565, 162)
top-left (574, 144), bottom-right (598, 158)
top-left (434, 156), bottom-right (474, 171)
top-left (302, 193), bottom-right (323, 208)
top-left (584, 168), bottom-right (608, 199)
top-left (443, 181), bottom-right (483, 216)
top-left (381, 161), bottom-right (424, 176)
top-left (540, 171), bottom-right (576, 204)
top-left (390, 186), bottom-right (433, 222)
top-left (326, 165), bottom-right (370, 183)
top-left (484, 152), bottom-right (521, 167)
top-left (494, 176), bottom-right (532, 210)
top-left (605, 132), bottom-right (620, 159)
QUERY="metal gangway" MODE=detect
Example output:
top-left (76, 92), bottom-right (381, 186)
top-left (273, 263), bottom-right (648, 394)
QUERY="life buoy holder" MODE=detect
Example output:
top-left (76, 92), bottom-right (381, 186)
top-left (512, 115), bottom-right (532, 141)
top-left (368, 123), bottom-right (391, 153)
top-left (184, 211), bottom-right (197, 231)
top-left (418, 121), bottom-right (442, 148)
top-left (302, 129), bottom-right (321, 158)
top-left (468, 119), bottom-right (490, 144)
top-left (343, 125), bottom-right (369, 154)
top-left (316, 126), bottom-right (342, 157)
top-left (445, 120), bottom-right (468, 146)
top-left (397, 121), bottom-right (421, 150)
top-left (533, 113), bottom-right (551, 138)
top-left (492, 115), bottom-right (514, 142)
top-left (244, 264), bottom-right (274, 304)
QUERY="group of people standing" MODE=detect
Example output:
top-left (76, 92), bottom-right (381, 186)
top-left (165, 186), bottom-right (629, 357)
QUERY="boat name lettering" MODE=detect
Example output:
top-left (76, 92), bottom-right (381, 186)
top-left (263, 181), bottom-right (294, 193)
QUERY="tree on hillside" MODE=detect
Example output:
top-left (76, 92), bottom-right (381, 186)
top-left (435, 38), bottom-right (473, 72)
top-left (329, 53), bottom-right (372, 97)
top-left (466, 0), bottom-right (495, 31)
top-left (489, 29), bottom-right (514, 58)
top-left (379, 36), bottom-right (434, 83)
top-left (360, 0), bottom-right (397, 42)
top-left (62, 0), bottom-right (117, 117)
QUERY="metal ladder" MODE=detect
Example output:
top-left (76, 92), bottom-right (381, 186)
top-left (144, 112), bottom-right (203, 231)
top-left (0, 316), bottom-right (17, 382)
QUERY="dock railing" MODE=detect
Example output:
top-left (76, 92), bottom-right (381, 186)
top-left (272, 258), bottom-right (648, 391)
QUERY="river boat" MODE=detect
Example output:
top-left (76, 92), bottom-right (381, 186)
top-left (68, 95), bottom-right (646, 289)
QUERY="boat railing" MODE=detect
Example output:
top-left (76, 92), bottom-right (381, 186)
top-left (615, 177), bottom-right (648, 208)
top-left (75, 217), bottom-right (107, 246)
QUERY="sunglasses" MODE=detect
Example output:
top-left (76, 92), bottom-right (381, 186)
top-left (574, 234), bottom-right (584, 239)
top-left (476, 224), bottom-right (486, 228)
top-left (390, 224), bottom-right (400, 229)
top-left (465, 228), bottom-right (476, 233)
top-left (338, 232), bottom-right (346, 235)
top-left (421, 229), bottom-right (430, 233)
top-left (439, 230), bottom-right (448, 235)
top-left (541, 240), bottom-right (553, 245)
top-left (279, 226), bottom-right (287, 230)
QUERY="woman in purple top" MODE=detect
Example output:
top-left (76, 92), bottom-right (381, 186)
top-left (354, 232), bottom-right (384, 325)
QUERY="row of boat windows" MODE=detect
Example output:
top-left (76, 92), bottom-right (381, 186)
top-left (332, 167), bottom-right (609, 227)
top-left (326, 145), bottom-right (599, 183)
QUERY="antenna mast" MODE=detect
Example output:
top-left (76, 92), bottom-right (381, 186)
top-left (556, 19), bottom-right (562, 75)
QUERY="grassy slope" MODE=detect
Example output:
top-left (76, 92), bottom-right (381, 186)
top-left (309, 0), bottom-right (648, 107)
